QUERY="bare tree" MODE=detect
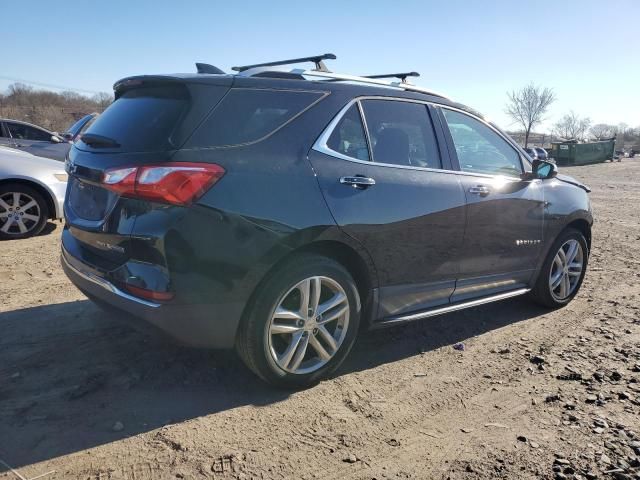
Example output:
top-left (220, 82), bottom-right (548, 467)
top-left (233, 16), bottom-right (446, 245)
top-left (505, 84), bottom-right (556, 147)
top-left (589, 123), bottom-right (616, 140)
top-left (552, 112), bottom-right (591, 141)
top-left (1, 83), bottom-right (112, 132)
top-left (92, 92), bottom-right (113, 110)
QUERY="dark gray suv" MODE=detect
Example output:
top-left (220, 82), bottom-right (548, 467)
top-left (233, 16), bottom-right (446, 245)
top-left (61, 54), bottom-right (592, 387)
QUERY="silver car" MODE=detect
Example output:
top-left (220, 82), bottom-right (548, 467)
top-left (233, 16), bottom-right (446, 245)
top-left (0, 146), bottom-right (67, 239)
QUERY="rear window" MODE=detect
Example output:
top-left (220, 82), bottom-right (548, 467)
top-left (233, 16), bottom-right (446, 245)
top-left (188, 88), bottom-right (325, 148)
top-left (78, 86), bottom-right (189, 152)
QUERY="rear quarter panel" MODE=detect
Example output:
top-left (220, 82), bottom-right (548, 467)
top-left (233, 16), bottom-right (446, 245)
top-left (131, 89), bottom-right (377, 318)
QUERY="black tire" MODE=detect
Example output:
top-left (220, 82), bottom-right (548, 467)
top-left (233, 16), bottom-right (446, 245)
top-left (530, 228), bottom-right (589, 308)
top-left (236, 253), bottom-right (361, 388)
top-left (0, 183), bottom-right (49, 240)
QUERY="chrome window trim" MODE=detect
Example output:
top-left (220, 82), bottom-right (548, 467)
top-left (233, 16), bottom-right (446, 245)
top-left (313, 96), bottom-right (531, 181)
top-left (356, 100), bottom-right (373, 161)
top-left (314, 96), bottom-right (485, 177)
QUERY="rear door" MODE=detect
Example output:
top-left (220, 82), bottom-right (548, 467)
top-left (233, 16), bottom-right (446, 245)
top-left (309, 98), bottom-right (466, 320)
top-left (437, 107), bottom-right (544, 302)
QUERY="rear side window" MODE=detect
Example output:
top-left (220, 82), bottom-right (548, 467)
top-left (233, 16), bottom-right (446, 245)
top-left (361, 100), bottom-right (441, 169)
top-left (326, 104), bottom-right (370, 161)
top-left (189, 89), bottom-right (325, 148)
top-left (78, 86), bottom-right (189, 152)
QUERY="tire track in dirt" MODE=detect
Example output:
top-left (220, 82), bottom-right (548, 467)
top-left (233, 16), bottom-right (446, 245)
top-left (288, 256), bottom-right (624, 480)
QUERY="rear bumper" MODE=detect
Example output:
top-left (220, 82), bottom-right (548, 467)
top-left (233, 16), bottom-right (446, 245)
top-left (61, 245), bottom-right (243, 349)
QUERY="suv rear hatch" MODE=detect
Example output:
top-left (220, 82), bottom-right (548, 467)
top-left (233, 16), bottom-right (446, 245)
top-left (63, 76), bottom-right (231, 284)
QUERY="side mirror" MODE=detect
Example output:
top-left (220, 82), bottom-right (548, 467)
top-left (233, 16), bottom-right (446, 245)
top-left (51, 135), bottom-right (62, 143)
top-left (532, 159), bottom-right (557, 179)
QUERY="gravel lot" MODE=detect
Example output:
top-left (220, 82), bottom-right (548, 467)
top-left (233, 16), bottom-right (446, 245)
top-left (1, 159), bottom-right (639, 480)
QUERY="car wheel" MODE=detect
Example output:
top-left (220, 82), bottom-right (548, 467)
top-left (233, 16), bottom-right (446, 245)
top-left (0, 184), bottom-right (49, 240)
top-left (236, 253), bottom-right (361, 388)
top-left (530, 228), bottom-right (589, 308)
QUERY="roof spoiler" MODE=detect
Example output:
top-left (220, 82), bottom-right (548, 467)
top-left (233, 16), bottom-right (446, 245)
top-left (195, 63), bottom-right (225, 74)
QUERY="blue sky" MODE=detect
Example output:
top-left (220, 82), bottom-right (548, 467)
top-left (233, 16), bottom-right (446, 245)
top-left (2, 0), bottom-right (638, 131)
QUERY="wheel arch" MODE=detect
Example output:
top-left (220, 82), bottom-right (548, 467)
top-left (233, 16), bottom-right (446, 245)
top-left (532, 215), bottom-right (592, 287)
top-left (566, 218), bottom-right (591, 252)
top-left (0, 177), bottom-right (57, 219)
top-left (293, 240), bottom-right (376, 305)
top-left (237, 238), bottom-right (379, 343)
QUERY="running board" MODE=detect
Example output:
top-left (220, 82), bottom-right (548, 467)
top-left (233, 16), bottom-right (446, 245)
top-left (376, 288), bottom-right (531, 326)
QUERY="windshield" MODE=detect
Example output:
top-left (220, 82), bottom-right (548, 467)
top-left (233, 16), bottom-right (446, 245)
top-left (65, 114), bottom-right (94, 136)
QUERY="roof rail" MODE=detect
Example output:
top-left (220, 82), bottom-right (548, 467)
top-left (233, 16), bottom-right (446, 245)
top-left (364, 72), bottom-right (420, 84)
top-left (232, 53), bottom-right (336, 73)
top-left (291, 69), bottom-right (450, 100)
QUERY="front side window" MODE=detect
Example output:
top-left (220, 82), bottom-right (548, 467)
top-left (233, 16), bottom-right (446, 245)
top-left (326, 104), bottom-right (370, 161)
top-left (361, 100), bottom-right (441, 169)
top-left (442, 109), bottom-right (522, 177)
top-left (7, 123), bottom-right (51, 141)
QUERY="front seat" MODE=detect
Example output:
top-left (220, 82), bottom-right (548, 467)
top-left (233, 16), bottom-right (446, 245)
top-left (373, 128), bottom-right (410, 165)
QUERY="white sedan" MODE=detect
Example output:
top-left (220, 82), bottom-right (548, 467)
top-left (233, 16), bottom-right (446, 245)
top-left (0, 146), bottom-right (68, 239)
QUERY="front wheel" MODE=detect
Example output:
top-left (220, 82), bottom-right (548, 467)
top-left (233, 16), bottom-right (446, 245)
top-left (530, 228), bottom-right (589, 308)
top-left (236, 254), bottom-right (361, 388)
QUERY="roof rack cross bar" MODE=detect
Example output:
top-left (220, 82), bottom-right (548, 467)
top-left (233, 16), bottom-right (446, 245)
top-left (364, 72), bottom-right (420, 84)
top-left (292, 69), bottom-right (450, 100)
top-left (232, 53), bottom-right (336, 73)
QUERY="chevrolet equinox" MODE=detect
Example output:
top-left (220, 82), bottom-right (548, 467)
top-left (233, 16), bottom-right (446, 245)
top-left (61, 54), bottom-right (592, 387)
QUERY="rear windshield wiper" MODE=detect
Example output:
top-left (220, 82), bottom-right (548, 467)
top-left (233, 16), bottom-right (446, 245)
top-left (80, 134), bottom-right (121, 148)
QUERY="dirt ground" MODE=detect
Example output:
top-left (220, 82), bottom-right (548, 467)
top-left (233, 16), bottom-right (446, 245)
top-left (1, 159), bottom-right (639, 480)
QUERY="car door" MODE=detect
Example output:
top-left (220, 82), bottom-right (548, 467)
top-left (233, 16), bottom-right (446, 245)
top-left (5, 122), bottom-right (67, 161)
top-left (5, 122), bottom-right (48, 151)
top-left (437, 107), bottom-right (544, 302)
top-left (309, 98), bottom-right (467, 320)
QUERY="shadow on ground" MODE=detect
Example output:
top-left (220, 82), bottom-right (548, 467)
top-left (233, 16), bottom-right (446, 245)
top-left (0, 296), bottom-right (547, 470)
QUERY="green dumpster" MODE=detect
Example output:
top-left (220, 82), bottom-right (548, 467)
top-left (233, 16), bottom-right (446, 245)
top-left (551, 138), bottom-right (615, 166)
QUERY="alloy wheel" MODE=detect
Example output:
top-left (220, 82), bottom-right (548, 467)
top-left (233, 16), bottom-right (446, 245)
top-left (549, 239), bottom-right (584, 301)
top-left (0, 192), bottom-right (41, 236)
top-left (267, 276), bottom-right (350, 375)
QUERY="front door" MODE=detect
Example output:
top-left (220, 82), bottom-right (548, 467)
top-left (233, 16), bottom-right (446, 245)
top-left (438, 107), bottom-right (544, 302)
top-left (309, 99), bottom-right (467, 319)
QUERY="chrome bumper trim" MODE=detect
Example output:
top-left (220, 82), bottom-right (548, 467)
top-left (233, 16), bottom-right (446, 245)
top-left (61, 249), bottom-right (161, 309)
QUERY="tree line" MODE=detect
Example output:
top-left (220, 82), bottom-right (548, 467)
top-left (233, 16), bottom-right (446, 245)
top-left (0, 83), bottom-right (113, 133)
top-left (505, 83), bottom-right (639, 148)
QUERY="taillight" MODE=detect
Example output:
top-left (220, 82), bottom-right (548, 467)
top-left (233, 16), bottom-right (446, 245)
top-left (102, 162), bottom-right (225, 206)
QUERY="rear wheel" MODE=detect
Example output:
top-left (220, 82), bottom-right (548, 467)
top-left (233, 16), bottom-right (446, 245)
top-left (530, 228), bottom-right (588, 308)
top-left (236, 253), bottom-right (361, 388)
top-left (0, 184), bottom-right (49, 240)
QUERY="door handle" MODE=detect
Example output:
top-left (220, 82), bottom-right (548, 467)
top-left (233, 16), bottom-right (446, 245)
top-left (340, 176), bottom-right (376, 189)
top-left (468, 185), bottom-right (490, 196)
